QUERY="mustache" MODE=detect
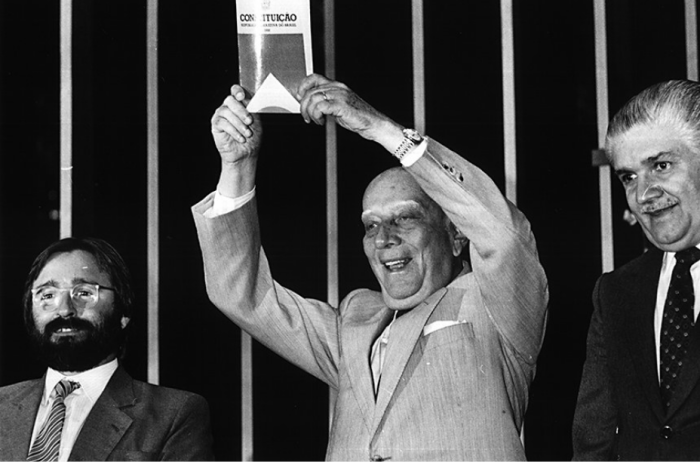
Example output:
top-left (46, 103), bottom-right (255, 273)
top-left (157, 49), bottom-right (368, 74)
top-left (44, 317), bottom-right (95, 335)
top-left (640, 198), bottom-right (678, 214)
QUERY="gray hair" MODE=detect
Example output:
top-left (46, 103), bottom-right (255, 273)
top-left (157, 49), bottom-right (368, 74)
top-left (605, 80), bottom-right (700, 157)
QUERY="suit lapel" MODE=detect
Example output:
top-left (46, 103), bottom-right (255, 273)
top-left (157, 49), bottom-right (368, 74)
top-left (371, 288), bottom-right (447, 433)
top-left (69, 366), bottom-right (135, 461)
top-left (342, 302), bottom-right (394, 433)
top-left (620, 249), bottom-right (666, 420)
top-left (1, 378), bottom-right (44, 461)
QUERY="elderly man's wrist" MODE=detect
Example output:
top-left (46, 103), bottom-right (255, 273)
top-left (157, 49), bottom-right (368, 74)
top-left (368, 120), bottom-right (405, 154)
top-left (218, 158), bottom-right (257, 198)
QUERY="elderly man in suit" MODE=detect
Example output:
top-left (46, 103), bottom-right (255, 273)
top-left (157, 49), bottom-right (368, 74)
top-left (193, 73), bottom-right (548, 460)
top-left (0, 237), bottom-right (214, 461)
top-left (573, 80), bottom-right (700, 460)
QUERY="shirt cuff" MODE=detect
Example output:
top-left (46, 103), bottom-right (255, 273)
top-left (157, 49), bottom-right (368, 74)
top-left (400, 138), bottom-right (428, 167)
top-left (204, 187), bottom-right (256, 218)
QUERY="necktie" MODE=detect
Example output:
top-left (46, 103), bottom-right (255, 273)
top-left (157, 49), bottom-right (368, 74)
top-left (27, 379), bottom-right (80, 461)
top-left (660, 247), bottom-right (700, 411)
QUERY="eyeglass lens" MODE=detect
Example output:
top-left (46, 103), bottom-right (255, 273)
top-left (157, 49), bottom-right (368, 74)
top-left (33, 283), bottom-right (99, 309)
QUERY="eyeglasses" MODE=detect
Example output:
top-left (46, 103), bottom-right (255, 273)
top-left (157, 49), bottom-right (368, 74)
top-left (31, 283), bottom-right (115, 310)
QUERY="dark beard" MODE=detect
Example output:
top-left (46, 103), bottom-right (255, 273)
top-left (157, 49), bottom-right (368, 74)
top-left (30, 311), bottom-right (125, 373)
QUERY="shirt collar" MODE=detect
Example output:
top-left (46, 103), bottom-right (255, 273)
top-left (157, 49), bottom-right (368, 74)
top-left (662, 244), bottom-right (700, 269)
top-left (44, 358), bottom-right (119, 404)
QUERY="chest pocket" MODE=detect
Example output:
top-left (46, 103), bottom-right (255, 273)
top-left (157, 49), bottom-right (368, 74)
top-left (421, 321), bottom-right (474, 352)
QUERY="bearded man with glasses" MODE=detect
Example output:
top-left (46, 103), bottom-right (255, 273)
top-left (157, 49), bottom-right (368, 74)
top-left (0, 237), bottom-right (214, 461)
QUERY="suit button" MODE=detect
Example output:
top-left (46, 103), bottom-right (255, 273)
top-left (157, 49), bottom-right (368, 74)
top-left (660, 425), bottom-right (674, 439)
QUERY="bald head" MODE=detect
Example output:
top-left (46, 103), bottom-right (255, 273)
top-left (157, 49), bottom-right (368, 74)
top-left (363, 167), bottom-right (438, 214)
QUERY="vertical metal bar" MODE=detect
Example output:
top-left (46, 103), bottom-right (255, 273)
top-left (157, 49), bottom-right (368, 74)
top-left (501, 0), bottom-right (517, 205)
top-left (325, 0), bottom-right (338, 430)
top-left (146, 0), bottom-right (160, 385)
top-left (60, 0), bottom-right (73, 238)
top-left (241, 332), bottom-right (253, 461)
top-left (240, 1), bottom-right (257, 457)
top-left (412, 0), bottom-right (426, 133)
top-left (594, 0), bottom-right (614, 273)
top-left (500, 0), bottom-right (521, 442)
top-left (686, 0), bottom-right (698, 81)
top-left (326, 119), bottom-right (338, 312)
top-left (324, 1), bottom-right (337, 313)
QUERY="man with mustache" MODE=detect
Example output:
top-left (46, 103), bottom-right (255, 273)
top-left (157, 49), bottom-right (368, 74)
top-left (193, 74), bottom-right (549, 460)
top-left (573, 80), bottom-right (700, 460)
top-left (0, 237), bottom-right (214, 461)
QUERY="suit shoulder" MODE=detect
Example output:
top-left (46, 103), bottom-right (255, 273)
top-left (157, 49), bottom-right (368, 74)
top-left (599, 248), bottom-right (661, 285)
top-left (0, 378), bottom-right (41, 403)
top-left (130, 380), bottom-right (209, 409)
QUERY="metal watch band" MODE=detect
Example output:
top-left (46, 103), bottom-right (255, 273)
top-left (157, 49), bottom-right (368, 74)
top-left (394, 129), bottom-right (423, 160)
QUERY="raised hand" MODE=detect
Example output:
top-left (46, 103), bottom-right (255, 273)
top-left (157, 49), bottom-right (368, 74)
top-left (297, 74), bottom-right (403, 149)
top-left (211, 84), bottom-right (262, 166)
top-left (211, 84), bottom-right (262, 198)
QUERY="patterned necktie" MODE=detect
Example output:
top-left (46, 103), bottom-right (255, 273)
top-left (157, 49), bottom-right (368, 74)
top-left (27, 379), bottom-right (80, 461)
top-left (660, 247), bottom-right (700, 411)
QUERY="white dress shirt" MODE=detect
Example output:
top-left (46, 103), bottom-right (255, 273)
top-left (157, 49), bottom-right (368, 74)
top-left (30, 359), bottom-right (119, 462)
top-left (370, 310), bottom-right (399, 395)
top-left (654, 247), bottom-right (700, 382)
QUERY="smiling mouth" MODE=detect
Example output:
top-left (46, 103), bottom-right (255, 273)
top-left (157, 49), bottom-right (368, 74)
top-left (383, 258), bottom-right (412, 271)
top-left (643, 202), bottom-right (678, 217)
top-left (52, 327), bottom-right (81, 335)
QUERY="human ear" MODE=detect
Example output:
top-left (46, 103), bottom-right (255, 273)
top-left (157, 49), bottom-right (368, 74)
top-left (120, 316), bottom-right (131, 330)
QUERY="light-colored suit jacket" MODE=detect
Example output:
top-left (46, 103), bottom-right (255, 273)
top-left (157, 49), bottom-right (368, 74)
top-left (193, 138), bottom-right (548, 460)
top-left (0, 366), bottom-right (214, 461)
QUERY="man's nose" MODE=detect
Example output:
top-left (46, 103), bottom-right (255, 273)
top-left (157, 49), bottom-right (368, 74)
top-left (374, 224), bottom-right (400, 248)
top-left (56, 292), bottom-right (77, 317)
top-left (636, 178), bottom-right (663, 203)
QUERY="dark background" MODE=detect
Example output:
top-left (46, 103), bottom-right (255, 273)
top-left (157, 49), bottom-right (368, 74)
top-left (0, 0), bottom-right (692, 460)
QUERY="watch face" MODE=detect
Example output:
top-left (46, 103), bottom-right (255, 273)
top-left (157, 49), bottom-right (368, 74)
top-left (404, 129), bottom-right (422, 142)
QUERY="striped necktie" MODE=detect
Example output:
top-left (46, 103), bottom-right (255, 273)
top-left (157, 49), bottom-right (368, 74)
top-left (27, 379), bottom-right (81, 461)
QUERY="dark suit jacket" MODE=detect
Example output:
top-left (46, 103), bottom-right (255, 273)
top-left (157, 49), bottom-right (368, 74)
top-left (573, 247), bottom-right (700, 460)
top-left (0, 366), bottom-right (214, 461)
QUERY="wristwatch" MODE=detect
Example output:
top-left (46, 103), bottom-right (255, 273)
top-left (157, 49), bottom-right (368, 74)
top-left (394, 128), bottom-right (424, 160)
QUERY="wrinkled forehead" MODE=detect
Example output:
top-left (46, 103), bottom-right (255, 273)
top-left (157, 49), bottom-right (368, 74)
top-left (361, 199), bottom-right (424, 221)
top-left (362, 169), bottom-right (432, 210)
top-left (607, 121), bottom-right (691, 167)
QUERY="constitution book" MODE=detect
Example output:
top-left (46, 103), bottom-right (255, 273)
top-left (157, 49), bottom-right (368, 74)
top-left (236, 0), bottom-right (313, 113)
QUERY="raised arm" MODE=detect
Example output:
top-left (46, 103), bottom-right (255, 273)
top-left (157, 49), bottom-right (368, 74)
top-left (193, 85), bottom-right (341, 387)
top-left (297, 73), bottom-right (548, 364)
top-left (407, 141), bottom-right (548, 364)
